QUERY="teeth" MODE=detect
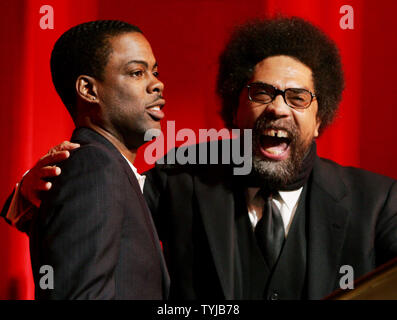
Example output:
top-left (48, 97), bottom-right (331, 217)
top-left (150, 106), bottom-right (161, 111)
top-left (266, 147), bottom-right (283, 155)
top-left (263, 129), bottom-right (288, 138)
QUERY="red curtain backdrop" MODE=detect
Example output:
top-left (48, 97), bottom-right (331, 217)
top-left (0, 0), bottom-right (396, 299)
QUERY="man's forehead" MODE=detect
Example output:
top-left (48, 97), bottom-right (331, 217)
top-left (107, 32), bottom-right (156, 66)
top-left (252, 55), bottom-right (314, 90)
top-left (125, 59), bottom-right (158, 69)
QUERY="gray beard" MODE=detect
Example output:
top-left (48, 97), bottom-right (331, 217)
top-left (251, 116), bottom-right (310, 191)
top-left (252, 147), bottom-right (306, 191)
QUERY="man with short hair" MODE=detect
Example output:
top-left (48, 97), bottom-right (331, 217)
top-left (6, 20), bottom-right (169, 299)
top-left (2, 17), bottom-right (397, 300)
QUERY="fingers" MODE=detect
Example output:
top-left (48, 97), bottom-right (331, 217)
top-left (17, 141), bottom-right (78, 207)
top-left (37, 141), bottom-right (80, 167)
top-left (20, 177), bottom-right (51, 207)
top-left (38, 166), bottom-right (61, 179)
top-left (37, 150), bottom-right (70, 168)
top-left (50, 141), bottom-right (80, 153)
top-left (35, 179), bottom-right (52, 191)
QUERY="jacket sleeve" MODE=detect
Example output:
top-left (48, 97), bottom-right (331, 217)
top-left (1, 185), bottom-right (37, 233)
top-left (375, 180), bottom-right (397, 265)
top-left (32, 145), bottom-right (124, 299)
top-left (0, 189), bottom-right (15, 224)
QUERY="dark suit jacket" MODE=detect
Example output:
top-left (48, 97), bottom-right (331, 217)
top-left (29, 127), bottom-right (169, 299)
top-left (143, 143), bottom-right (397, 300)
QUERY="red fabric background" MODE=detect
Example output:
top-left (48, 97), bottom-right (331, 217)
top-left (0, 0), bottom-right (396, 299)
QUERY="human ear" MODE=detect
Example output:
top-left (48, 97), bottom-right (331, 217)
top-left (314, 116), bottom-right (321, 138)
top-left (75, 75), bottom-right (99, 104)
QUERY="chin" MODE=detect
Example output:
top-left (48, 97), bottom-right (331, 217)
top-left (151, 122), bottom-right (162, 131)
top-left (252, 154), bottom-right (295, 190)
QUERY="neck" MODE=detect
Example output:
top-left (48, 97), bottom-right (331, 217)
top-left (76, 116), bottom-right (137, 164)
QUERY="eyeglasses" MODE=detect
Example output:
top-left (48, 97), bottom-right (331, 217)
top-left (246, 82), bottom-right (316, 109)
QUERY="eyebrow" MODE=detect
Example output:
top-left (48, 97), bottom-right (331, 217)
top-left (252, 81), bottom-right (311, 91)
top-left (125, 60), bottom-right (158, 69)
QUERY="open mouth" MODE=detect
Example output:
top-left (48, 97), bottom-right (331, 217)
top-left (146, 100), bottom-right (165, 121)
top-left (258, 128), bottom-right (292, 161)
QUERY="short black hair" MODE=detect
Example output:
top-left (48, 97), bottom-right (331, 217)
top-left (50, 20), bottom-right (142, 118)
top-left (217, 16), bottom-right (344, 134)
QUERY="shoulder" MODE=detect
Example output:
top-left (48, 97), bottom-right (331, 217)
top-left (64, 127), bottom-right (127, 171)
top-left (147, 139), bottom-right (235, 175)
top-left (48, 142), bottom-right (129, 195)
top-left (144, 140), bottom-right (234, 196)
top-left (316, 157), bottom-right (396, 193)
top-left (60, 142), bottom-right (122, 174)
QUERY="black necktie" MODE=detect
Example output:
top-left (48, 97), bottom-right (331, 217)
top-left (255, 193), bottom-right (285, 271)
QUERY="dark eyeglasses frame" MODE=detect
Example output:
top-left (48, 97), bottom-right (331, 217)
top-left (246, 82), bottom-right (316, 110)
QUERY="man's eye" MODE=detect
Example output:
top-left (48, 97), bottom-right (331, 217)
top-left (153, 71), bottom-right (159, 78)
top-left (129, 70), bottom-right (144, 77)
top-left (290, 96), bottom-right (304, 101)
top-left (254, 90), bottom-right (271, 96)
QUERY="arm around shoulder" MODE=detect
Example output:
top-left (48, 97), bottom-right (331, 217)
top-left (1, 182), bottom-right (38, 233)
top-left (32, 146), bottom-right (125, 299)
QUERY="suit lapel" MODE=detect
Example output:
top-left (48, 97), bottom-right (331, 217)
top-left (72, 127), bottom-right (170, 298)
top-left (117, 155), bottom-right (171, 299)
top-left (307, 157), bottom-right (350, 299)
top-left (194, 172), bottom-right (236, 299)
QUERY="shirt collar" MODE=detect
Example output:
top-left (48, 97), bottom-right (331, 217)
top-left (246, 186), bottom-right (303, 209)
top-left (278, 188), bottom-right (303, 210)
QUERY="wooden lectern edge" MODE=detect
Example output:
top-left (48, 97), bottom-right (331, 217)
top-left (324, 256), bottom-right (397, 300)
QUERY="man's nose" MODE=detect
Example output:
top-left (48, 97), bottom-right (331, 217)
top-left (148, 76), bottom-right (164, 95)
top-left (262, 94), bottom-right (291, 118)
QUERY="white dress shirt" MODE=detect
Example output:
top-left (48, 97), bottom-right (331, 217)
top-left (121, 155), bottom-right (146, 193)
top-left (246, 187), bottom-right (303, 236)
